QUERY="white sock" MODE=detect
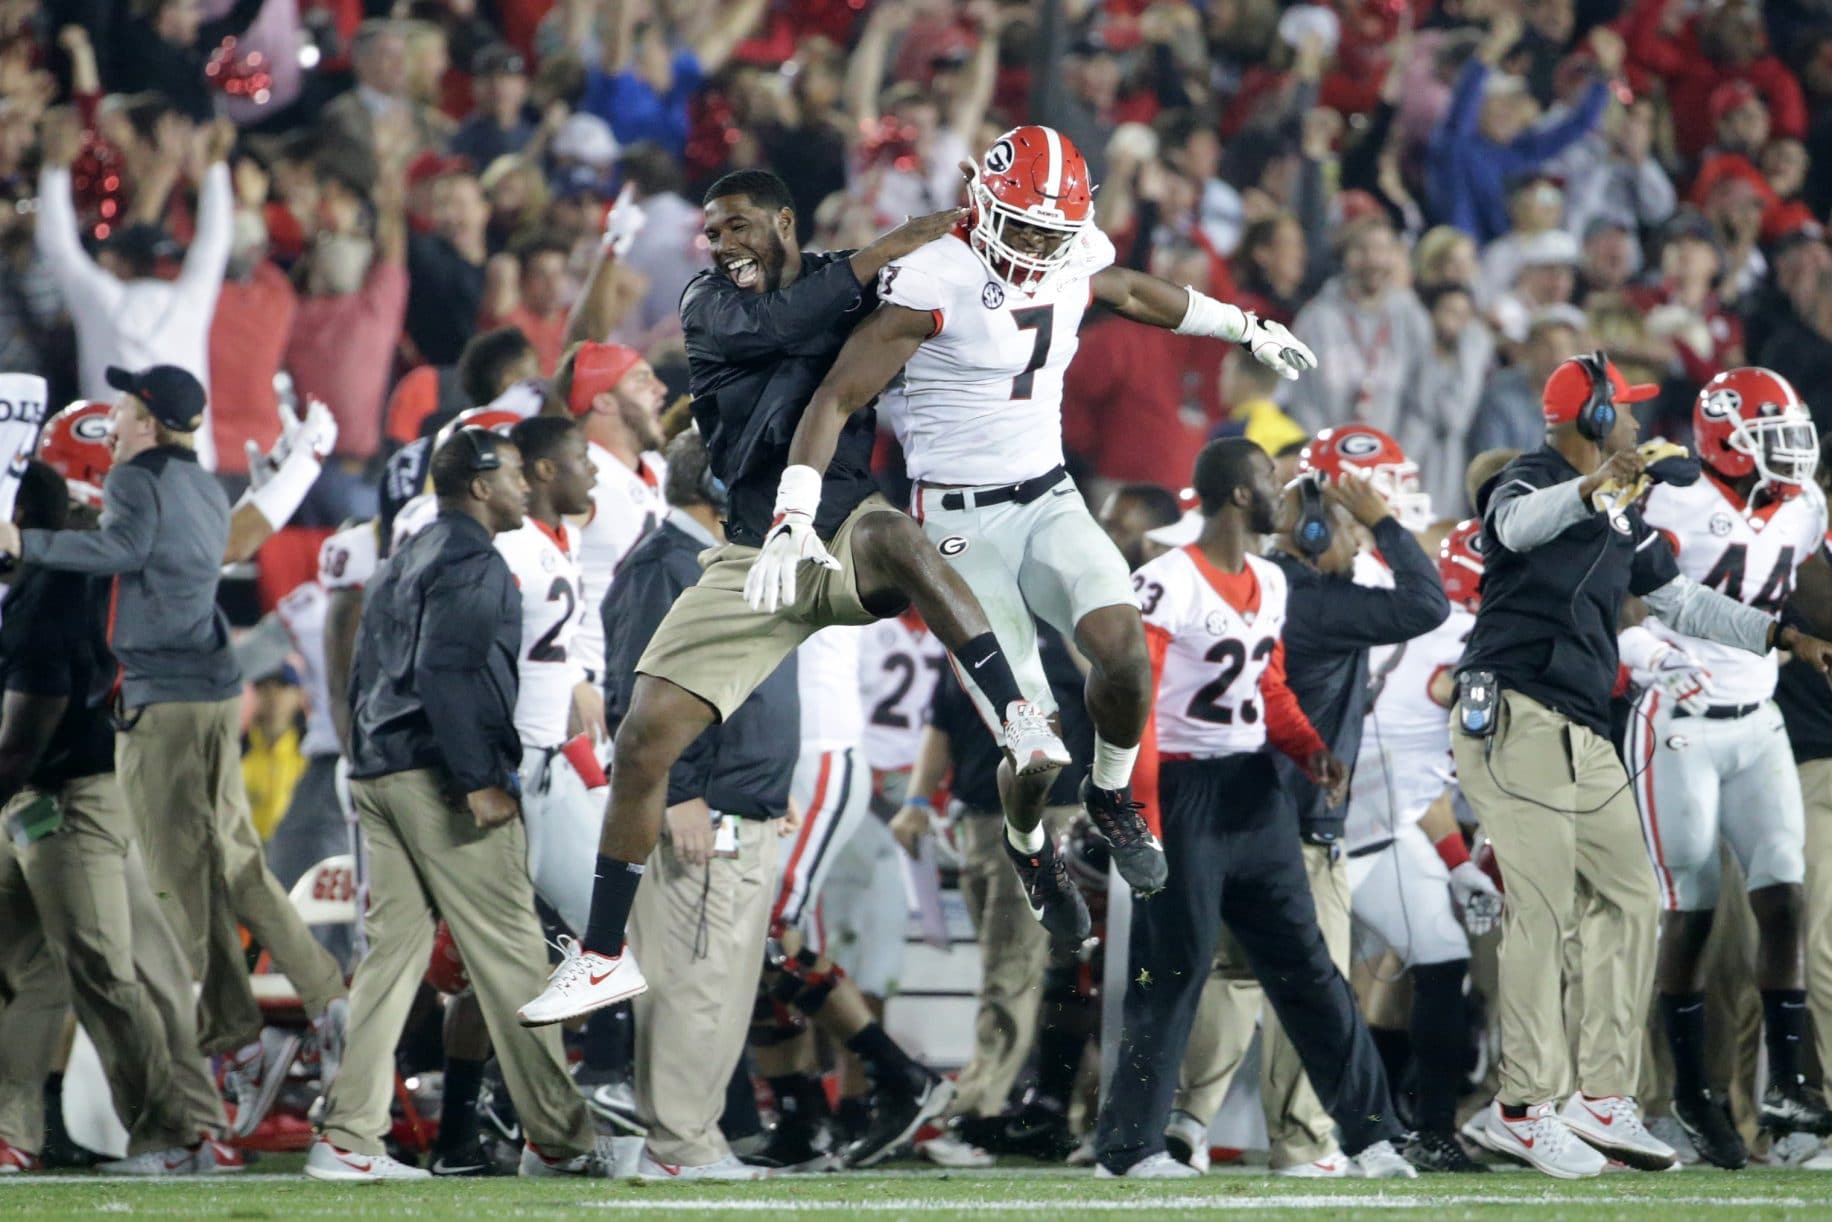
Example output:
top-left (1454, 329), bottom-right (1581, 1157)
top-left (1090, 737), bottom-right (1139, 791)
top-left (1005, 821), bottom-right (1045, 854)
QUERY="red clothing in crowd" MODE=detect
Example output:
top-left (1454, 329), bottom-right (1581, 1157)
top-left (1624, 282), bottom-right (1746, 386)
top-left (209, 261), bottom-right (298, 476)
top-left (1062, 317), bottom-right (1206, 490)
top-left (285, 261), bottom-right (409, 460)
top-left (1625, 0), bottom-right (1806, 161)
top-left (480, 303), bottom-right (569, 374)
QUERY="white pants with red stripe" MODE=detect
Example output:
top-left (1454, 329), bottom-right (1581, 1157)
top-left (772, 745), bottom-right (871, 936)
top-left (519, 747), bottom-right (606, 936)
top-left (1628, 688), bottom-right (1805, 912)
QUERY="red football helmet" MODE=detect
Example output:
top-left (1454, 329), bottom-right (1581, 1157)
top-left (432, 406), bottom-right (524, 452)
top-left (1438, 518), bottom-right (1487, 612)
top-left (968, 125), bottom-right (1095, 291)
top-left (1296, 424), bottom-right (1433, 531)
top-left (1693, 367), bottom-right (1819, 501)
top-left (37, 401), bottom-right (114, 509)
top-left (424, 919), bottom-right (471, 996)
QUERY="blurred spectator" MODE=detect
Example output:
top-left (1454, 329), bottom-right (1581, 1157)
top-left (459, 326), bottom-right (541, 410)
top-left (405, 168), bottom-right (489, 365)
top-left (608, 144), bottom-right (707, 347)
top-left (1624, 0), bottom-right (1806, 163)
top-left (1411, 282), bottom-right (1495, 515)
top-left (1231, 212), bottom-right (1312, 326)
top-left (1492, 228), bottom-right (1580, 345)
top-left (1578, 218), bottom-right (1643, 297)
top-left (479, 153), bottom-right (552, 254)
top-left (103, 0), bottom-right (267, 122)
top-left (1627, 208), bottom-right (1745, 388)
top-left (320, 20), bottom-right (448, 159)
top-left (1702, 172), bottom-right (1768, 302)
top-left (754, 45), bottom-right (851, 240)
top-left (1467, 305), bottom-right (1584, 455)
top-left (1288, 217), bottom-right (1433, 439)
top-left (1213, 345), bottom-right (1309, 458)
top-left (580, 0), bottom-right (769, 159)
top-left (480, 230), bottom-right (573, 373)
top-left (452, 44), bottom-right (535, 169)
top-left (241, 661), bottom-right (307, 842)
top-left (208, 152), bottom-right (299, 478)
top-left (550, 111), bottom-right (620, 196)
top-left (1413, 224), bottom-right (1480, 292)
top-left (1756, 258), bottom-right (1832, 431)
top-left (37, 110), bottom-right (235, 469)
top-left (1545, 95), bottom-right (1675, 240)
top-left (1426, 15), bottom-right (1616, 243)
top-left (1475, 176), bottom-right (1568, 307)
top-left (0, 177), bottom-right (58, 378)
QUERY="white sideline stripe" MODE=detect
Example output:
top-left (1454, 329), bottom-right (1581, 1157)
top-left (579, 1194), bottom-right (1814, 1212)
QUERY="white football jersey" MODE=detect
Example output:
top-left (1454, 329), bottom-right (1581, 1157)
top-left (798, 626), bottom-right (866, 753)
top-left (496, 518), bottom-right (587, 748)
top-left (1640, 478), bottom-right (1827, 704)
top-left (858, 615), bottom-right (949, 771)
top-left (274, 579), bottom-right (339, 758)
top-left (573, 443), bottom-right (666, 680)
top-left (1137, 546), bottom-right (1291, 757)
top-left (391, 493), bottom-right (438, 552)
top-left (875, 228), bottom-right (1114, 486)
top-left (318, 521), bottom-right (379, 593)
top-left (1345, 606), bottom-right (1474, 851)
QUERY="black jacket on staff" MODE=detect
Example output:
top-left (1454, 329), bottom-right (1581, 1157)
top-left (1271, 518), bottom-right (1449, 843)
top-left (603, 512), bottom-right (797, 819)
top-left (680, 251), bottom-right (879, 547)
top-left (347, 511), bottom-right (522, 794)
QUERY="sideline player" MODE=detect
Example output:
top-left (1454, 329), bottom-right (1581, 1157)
top-left (519, 171), bottom-right (1067, 1025)
top-left (1624, 368), bottom-right (1830, 1166)
top-left (766, 125), bottom-right (1318, 927)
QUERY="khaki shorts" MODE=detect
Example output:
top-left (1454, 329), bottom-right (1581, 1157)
top-left (637, 494), bottom-right (900, 720)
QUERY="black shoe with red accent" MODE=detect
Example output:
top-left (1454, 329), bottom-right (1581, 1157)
top-left (1079, 777), bottom-right (1167, 896)
top-left (1002, 830), bottom-right (1092, 955)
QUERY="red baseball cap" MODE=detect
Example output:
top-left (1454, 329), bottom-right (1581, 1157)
top-left (566, 342), bottom-right (644, 415)
top-left (1542, 356), bottom-right (1658, 427)
top-left (1709, 79), bottom-right (1761, 126)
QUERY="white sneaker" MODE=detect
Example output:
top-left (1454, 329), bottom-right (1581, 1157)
top-left (1803, 1143), bottom-right (1832, 1170)
top-left (312, 997), bottom-right (350, 1086)
top-left (303, 1139), bottom-right (431, 1182)
top-left (1066, 1135), bottom-right (1097, 1167)
top-left (1768, 1131), bottom-right (1823, 1167)
top-left (1482, 1101), bottom-right (1606, 1179)
top-left (1095, 1151), bottom-right (1200, 1178)
top-left (101, 1145), bottom-right (199, 1176)
top-left (1164, 1109), bottom-right (1210, 1173)
top-left (1462, 1105), bottom-right (1498, 1153)
top-left (1646, 1115), bottom-right (1699, 1166)
top-left (638, 1148), bottom-right (770, 1180)
top-left (1002, 700), bottom-right (1072, 776)
top-left (224, 1031), bottom-right (302, 1139)
top-left (519, 1135), bottom-right (618, 1177)
top-left (517, 936), bottom-right (647, 1026)
top-left (1273, 1150), bottom-right (1349, 1178)
top-left (191, 1137), bottom-right (246, 1174)
top-left (1560, 1094), bottom-right (1676, 1171)
top-left (918, 1135), bottom-right (994, 1168)
top-left (1351, 1140), bottom-right (1417, 1179)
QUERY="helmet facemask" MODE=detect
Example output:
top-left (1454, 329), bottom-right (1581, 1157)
top-left (1346, 459), bottom-right (1434, 532)
top-left (967, 168), bottom-right (1089, 294)
top-left (1732, 411), bottom-right (1819, 501)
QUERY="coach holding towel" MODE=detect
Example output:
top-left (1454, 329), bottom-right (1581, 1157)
top-left (1455, 353), bottom-right (1832, 1178)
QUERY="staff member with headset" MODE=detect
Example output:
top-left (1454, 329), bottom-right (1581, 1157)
top-left (1454, 353), bottom-right (1832, 1179)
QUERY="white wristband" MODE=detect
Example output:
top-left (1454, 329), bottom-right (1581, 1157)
top-left (1173, 287), bottom-right (1251, 343)
top-left (241, 446), bottom-right (322, 530)
top-left (1616, 624), bottom-right (1665, 675)
top-left (774, 464), bottom-right (823, 521)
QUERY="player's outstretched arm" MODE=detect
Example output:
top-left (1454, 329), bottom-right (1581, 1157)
top-left (785, 304), bottom-right (935, 476)
top-left (1090, 267), bottom-right (1317, 380)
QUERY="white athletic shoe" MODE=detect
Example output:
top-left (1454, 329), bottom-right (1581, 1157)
top-left (191, 1137), bottom-right (246, 1174)
top-left (312, 996), bottom-right (350, 1087)
top-left (1095, 1151), bottom-right (1200, 1178)
top-left (918, 1135), bottom-right (994, 1168)
top-left (517, 936), bottom-right (647, 1026)
top-left (1560, 1094), bottom-right (1676, 1171)
top-left (1272, 1150), bottom-right (1348, 1178)
top-left (1066, 1135), bottom-right (1097, 1167)
top-left (224, 1031), bottom-right (302, 1139)
top-left (1350, 1140), bottom-right (1418, 1179)
top-left (1802, 1143), bottom-right (1832, 1170)
top-left (1002, 700), bottom-right (1071, 776)
top-left (638, 1148), bottom-right (770, 1180)
top-left (1482, 1101), bottom-right (1606, 1179)
top-left (101, 1145), bottom-right (200, 1176)
top-left (1646, 1115), bottom-right (1699, 1166)
top-left (1164, 1109), bottom-right (1211, 1173)
top-left (518, 1135), bottom-right (617, 1177)
top-left (1768, 1131), bottom-right (1823, 1167)
top-left (303, 1139), bottom-right (431, 1182)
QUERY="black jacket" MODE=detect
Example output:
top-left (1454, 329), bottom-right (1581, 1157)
top-left (603, 515), bottom-right (797, 818)
top-left (348, 511), bottom-right (522, 793)
top-left (681, 252), bottom-right (880, 546)
top-left (1270, 518), bottom-right (1450, 841)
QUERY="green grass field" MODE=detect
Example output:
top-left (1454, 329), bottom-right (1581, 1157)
top-left (2, 1159), bottom-right (1829, 1220)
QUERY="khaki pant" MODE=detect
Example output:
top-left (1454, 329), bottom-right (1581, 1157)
top-left (1174, 841), bottom-right (1345, 1166)
top-left (1453, 690), bottom-right (1659, 1105)
top-left (948, 808), bottom-right (1071, 1118)
top-left (117, 699), bottom-right (345, 1053)
top-left (0, 776), bottom-right (226, 1153)
top-left (1802, 759), bottom-right (1832, 1097)
top-left (324, 770), bottom-right (593, 1158)
top-left (632, 815), bottom-right (777, 1167)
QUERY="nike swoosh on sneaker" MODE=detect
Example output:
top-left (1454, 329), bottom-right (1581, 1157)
top-left (433, 1157), bottom-right (488, 1174)
top-left (1583, 1104), bottom-right (1615, 1126)
top-left (164, 1153), bottom-right (191, 1171)
top-left (587, 964), bottom-right (617, 985)
top-left (657, 1161), bottom-right (682, 1176)
top-left (337, 1152), bottom-right (374, 1172)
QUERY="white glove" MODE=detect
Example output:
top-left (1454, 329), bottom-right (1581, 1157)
top-left (602, 183), bottom-right (646, 259)
top-left (1449, 860), bottom-right (1502, 938)
top-left (245, 397), bottom-right (338, 489)
top-left (296, 396), bottom-right (338, 460)
top-left (743, 465), bottom-right (839, 614)
top-left (1645, 642), bottom-right (1716, 716)
top-left (1243, 316), bottom-right (1318, 381)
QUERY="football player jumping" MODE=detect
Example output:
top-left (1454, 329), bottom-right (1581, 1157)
top-left (761, 125), bottom-right (1316, 939)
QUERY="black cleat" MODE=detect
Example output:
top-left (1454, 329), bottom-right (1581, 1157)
top-left (1405, 1130), bottom-right (1488, 1173)
top-left (1079, 777), bottom-right (1167, 896)
top-left (1003, 830), bottom-right (1092, 954)
top-left (1760, 1083), bottom-right (1832, 1137)
top-left (430, 1136), bottom-right (506, 1177)
top-left (982, 1099), bottom-right (1079, 1162)
top-left (838, 1075), bottom-right (955, 1168)
top-left (742, 1120), bottom-right (839, 1173)
top-left (1674, 1091), bottom-right (1748, 1169)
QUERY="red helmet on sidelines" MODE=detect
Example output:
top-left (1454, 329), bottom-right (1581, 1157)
top-left (424, 919), bottom-right (471, 995)
top-left (432, 406), bottom-right (524, 452)
top-left (1296, 424), bottom-right (1433, 531)
top-left (968, 125), bottom-right (1094, 292)
top-left (1693, 367), bottom-right (1819, 501)
top-left (37, 401), bottom-right (114, 509)
top-left (1438, 518), bottom-right (1487, 612)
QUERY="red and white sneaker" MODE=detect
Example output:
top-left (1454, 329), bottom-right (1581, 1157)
top-left (101, 1145), bottom-right (199, 1176)
top-left (518, 1136), bottom-right (616, 1177)
top-left (517, 936), bottom-right (647, 1027)
top-left (192, 1136), bottom-right (246, 1174)
top-left (0, 1138), bottom-right (40, 1173)
top-left (1001, 700), bottom-right (1072, 776)
top-left (1481, 1100), bottom-right (1606, 1179)
top-left (1560, 1093), bottom-right (1676, 1171)
top-left (303, 1138), bottom-right (431, 1182)
top-left (1272, 1150), bottom-right (1349, 1178)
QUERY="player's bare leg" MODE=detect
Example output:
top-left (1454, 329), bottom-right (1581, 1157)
top-left (997, 756), bottom-right (1091, 953)
top-left (1070, 602), bottom-right (1165, 895)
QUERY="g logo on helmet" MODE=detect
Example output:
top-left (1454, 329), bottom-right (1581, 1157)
top-left (1465, 531), bottom-right (1489, 557)
top-left (1336, 432), bottom-right (1383, 459)
top-left (984, 139), bottom-right (1016, 175)
top-left (72, 414), bottom-right (111, 442)
top-left (1701, 388), bottom-right (1741, 420)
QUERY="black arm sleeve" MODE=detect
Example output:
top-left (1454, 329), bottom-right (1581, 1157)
top-left (1284, 519), bottom-right (1452, 653)
top-left (679, 259), bottom-right (864, 368)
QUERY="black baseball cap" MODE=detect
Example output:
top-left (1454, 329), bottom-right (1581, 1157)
top-left (105, 364), bottom-right (206, 432)
top-left (472, 43), bottom-right (526, 77)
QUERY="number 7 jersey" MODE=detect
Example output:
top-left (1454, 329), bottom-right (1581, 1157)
top-left (875, 228), bottom-right (1115, 486)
